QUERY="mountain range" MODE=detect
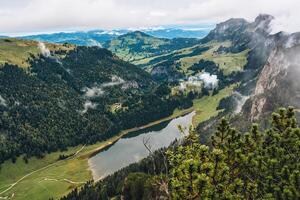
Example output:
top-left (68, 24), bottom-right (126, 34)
top-left (8, 27), bottom-right (212, 47)
top-left (60, 14), bottom-right (300, 200)
top-left (0, 14), bottom-right (299, 200)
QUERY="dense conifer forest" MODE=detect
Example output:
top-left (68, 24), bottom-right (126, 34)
top-left (0, 46), bottom-right (192, 165)
top-left (61, 107), bottom-right (300, 200)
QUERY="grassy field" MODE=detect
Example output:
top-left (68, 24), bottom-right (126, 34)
top-left (107, 32), bottom-right (169, 62)
top-left (134, 40), bottom-right (249, 76)
top-left (211, 49), bottom-right (249, 75)
top-left (192, 84), bottom-right (236, 126)
top-left (0, 107), bottom-right (193, 200)
top-left (179, 41), bottom-right (249, 75)
top-left (0, 38), bottom-right (74, 68)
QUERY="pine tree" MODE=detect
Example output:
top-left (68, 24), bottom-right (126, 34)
top-left (167, 107), bottom-right (300, 199)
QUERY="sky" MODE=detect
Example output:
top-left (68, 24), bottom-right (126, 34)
top-left (0, 0), bottom-right (299, 36)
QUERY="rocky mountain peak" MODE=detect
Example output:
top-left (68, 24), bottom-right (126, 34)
top-left (254, 14), bottom-right (274, 25)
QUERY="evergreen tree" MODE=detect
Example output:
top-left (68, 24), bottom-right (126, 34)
top-left (167, 107), bottom-right (300, 200)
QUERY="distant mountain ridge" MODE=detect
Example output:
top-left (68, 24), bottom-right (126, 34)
top-left (12, 26), bottom-right (212, 46)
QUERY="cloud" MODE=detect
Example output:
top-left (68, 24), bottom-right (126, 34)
top-left (81, 75), bottom-right (126, 113)
top-left (232, 92), bottom-right (250, 114)
top-left (0, 0), bottom-right (299, 35)
top-left (81, 100), bottom-right (97, 114)
top-left (198, 73), bottom-right (219, 89)
top-left (38, 42), bottom-right (51, 57)
top-left (82, 75), bottom-right (125, 98)
top-left (101, 76), bottom-right (125, 87)
top-left (83, 87), bottom-right (104, 98)
top-left (0, 95), bottom-right (7, 107)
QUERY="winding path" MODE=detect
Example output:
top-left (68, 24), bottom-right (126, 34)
top-left (0, 107), bottom-right (194, 198)
top-left (0, 145), bottom-right (86, 197)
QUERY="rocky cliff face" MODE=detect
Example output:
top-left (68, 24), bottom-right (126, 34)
top-left (200, 14), bottom-right (300, 123)
top-left (248, 33), bottom-right (300, 120)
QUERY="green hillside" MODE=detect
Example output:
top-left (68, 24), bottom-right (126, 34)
top-left (0, 39), bottom-right (194, 165)
top-left (0, 38), bottom-right (74, 68)
top-left (103, 31), bottom-right (199, 63)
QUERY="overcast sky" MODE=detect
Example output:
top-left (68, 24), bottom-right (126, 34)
top-left (0, 0), bottom-right (299, 36)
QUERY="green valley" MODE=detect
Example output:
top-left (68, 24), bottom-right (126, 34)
top-left (0, 11), bottom-right (299, 200)
top-left (0, 107), bottom-right (193, 200)
top-left (103, 31), bottom-right (199, 63)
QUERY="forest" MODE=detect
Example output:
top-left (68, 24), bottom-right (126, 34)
top-left (0, 46), bottom-right (192, 165)
top-left (61, 107), bottom-right (300, 200)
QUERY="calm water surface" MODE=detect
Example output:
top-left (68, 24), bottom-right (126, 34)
top-left (88, 112), bottom-right (195, 180)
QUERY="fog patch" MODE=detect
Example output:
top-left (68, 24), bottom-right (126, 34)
top-left (121, 81), bottom-right (139, 90)
top-left (0, 95), bottom-right (7, 106)
top-left (284, 34), bottom-right (300, 49)
top-left (198, 72), bottom-right (219, 89)
top-left (81, 100), bottom-right (97, 114)
top-left (232, 92), bottom-right (250, 114)
top-left (87, 39), bottom-right (102, 47)
top-left (38, 42), bottom-right (65, 67)
top-left (177, 73), bottom-right (218, 91)
top-left (101, 76), bottom-right (125, 87)
top-left (81, 75), bottom-right (127, 113)
top-left (82, 75), bottom-right (126, 98)
top-left (179, 78), bottom-right (202, 91)
top-left (38, 42), bottom-right (51, 57)
top-left (83, 87), bottom-right (104, 98)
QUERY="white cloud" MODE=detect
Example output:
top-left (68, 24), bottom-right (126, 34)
top-left (83, 87), bottom-right (104, 98)
top-left (81, 100), bottom-right (97, 114)
top-left (0, 0), bottom-right (299, 35)
top-left (82, 76), bottom-right (126, 98)
top-left (198, 73), bottom-right (219, 89)
top-left (38, 42), bottom-right (51, 57)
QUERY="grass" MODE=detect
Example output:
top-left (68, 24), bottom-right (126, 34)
top-left (179, 41), bottom-right (226, 71)
top-left (0, 107), bottom-right (193, 200)
top-left (0, 144), bottom-right (90, 199)
top-left (192, 84), bottom-right (236, 126)
top-left (0, 38), bottom-right (74, 68)
top-left (179, 41), bottom-right (249, 75)
top-left (107, 33), bottom-right (169, 62)
top-left (210, 49), bottom-right (250, 75)
top-left (135, 40), bottom-right (249, 76)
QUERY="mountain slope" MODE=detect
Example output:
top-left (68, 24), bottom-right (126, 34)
top-left (246, 34), bottom-right (300, 121)
top-left (0, 39), bottom-right (190, 165)
top-left (59, 14), bottom-right (300, 200)
top-left (103, 31), bottom-right (200, 63)
top-left (0, 38), bottom-right (74, 67)
top-left (136, 15), bottom-right (274, 83)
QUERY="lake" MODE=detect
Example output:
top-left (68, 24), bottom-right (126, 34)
top-left (88, 111), bottom-right (195, 180)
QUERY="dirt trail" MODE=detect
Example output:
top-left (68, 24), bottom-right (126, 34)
top-left (0, 107), bottom-right (194, 198)
top-left (0, 145), bottom-right (86, 196)
top-left (39, 178), bottom-right (85, 184)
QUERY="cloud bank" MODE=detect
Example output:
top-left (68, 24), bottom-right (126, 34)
top-left (0, 0), bottom-right (299, 35)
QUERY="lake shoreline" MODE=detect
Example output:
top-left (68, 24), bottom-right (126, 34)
top-left (86, 107), bottom-right (194, 159)
top-left (87, 107), bottom-right (194, 180)
top-left (0, 107), bottom-right (194, 199)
